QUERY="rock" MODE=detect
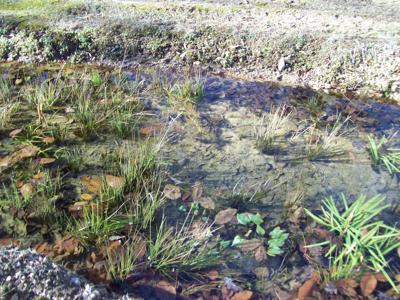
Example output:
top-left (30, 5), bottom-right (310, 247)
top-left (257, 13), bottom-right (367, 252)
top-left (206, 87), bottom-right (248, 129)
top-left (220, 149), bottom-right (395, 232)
top-left (278, 57), bottom-right (286, 72)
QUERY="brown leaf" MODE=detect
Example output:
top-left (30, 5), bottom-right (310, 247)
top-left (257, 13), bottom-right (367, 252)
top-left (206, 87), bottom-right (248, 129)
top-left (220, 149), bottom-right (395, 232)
top-left (192, 183), bottom-right (203, 201)
top-left (298, 273), bottom-right (320, 300)
top-left (139, 126), bottom-right (161, 136)
top-left (375, 273), bottom-right (388, 282)
top-left (54, 235), bottom-right (80, 255)
top-left (239, 239), bottom-right (263, 252)
top-left (0, 145), bottom-right (40, 172)
top-left (336, 279), bottom-right (358, 298)
top-left (105, 175), bottom-right (124, 189)
top-left (20, 183), bottom-right (33, 199)
top-left (39, 158), bottom-right (56, 165)
top-left (42, 136), bottom-right (55, 144)
top-left (207, 270), bottom-right (219, 281)
top-left (215, 208), bottom-right (237, 225)
top-left (155, 281), bottom-right (176, 300)
top-left (253, 267), bottom-right (269, 279)
top-left (81, 176), bottom-right (102, 193)
top-left (360, 274), bottom-right (377, 297)
top-left (255, 245), bottom-right (268, 262)
top-left (9, 128), bottom-right (22, 138)
top-left (163, 184), bottom-right (181, 200)
top-left (33, 171), bottom-right (45, 180)
top-left (196, 197), bottom-right (215, 210)
top-left (80, 193), bottom-right (94, 201)
top-left (231, 290), bottom-right (253, 300)
top-left (68, 201), bottom-right (89, 212)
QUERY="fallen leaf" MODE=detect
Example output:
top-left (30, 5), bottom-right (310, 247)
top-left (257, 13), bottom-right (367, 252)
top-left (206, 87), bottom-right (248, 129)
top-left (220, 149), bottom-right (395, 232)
top-left (231, 290), bottom-right (253, 300)
top-left (192, 183), bottom-right (203, 201)
top-left (80, 193), bottom-right (94, 201)
top-left (360, 274), bottom-right (377, 297)
top-left (336, 279), bottom-right (358, 298)
top-left (207, 270), bottom-right (219, 281)
top-left (163, 184), bottom-right (181, 200)
top-left (239, 239), bottom-right (263, 252)
top-left (195, 197), bottom-right (215, 210)
top-left (39, 158), bottom-right (56, 165)
top-left (255, 245), bottom-right (268, 262)
top-left (54, 235), bottom-right (80, 255)
top-left (105, 175), bottom-right (124, 189)
top-left (81, 176), bottom-right (102, 193)
top-left (215, 208), bottom-right (237, 225)
top-left (42, 136), bottom-right (55, 144)
top-left (9, 128), bottom-right (22, 138)
top-left (139, 126), bottom-right (161, 136)
top-left (20, 183), bottom-right (33, 199)
top-left (68, 201), bottom-right (89, 212)
top-left (375, 273), bottom-right (388, 282)
top-left (155, 281), bottom-right (176, 300)
top-left (298, 272), bottom-right (320, 300)
top-left (0, 145), bottom-right (40, 172)
top-left (33, 171), bottom-right (45, 180)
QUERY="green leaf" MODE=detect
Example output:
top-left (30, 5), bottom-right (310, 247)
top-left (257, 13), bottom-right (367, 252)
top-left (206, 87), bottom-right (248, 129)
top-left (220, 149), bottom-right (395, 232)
top-left (236, 213), bottom-right (252, 225)
top-left (250, 213), bottom-right (263, 226)
top-left (256, 224), bottom-right (265, 236)
top-left (219, 240), bottom-right (231, 249)
top-left (232, 235), bottom-right (245, 247)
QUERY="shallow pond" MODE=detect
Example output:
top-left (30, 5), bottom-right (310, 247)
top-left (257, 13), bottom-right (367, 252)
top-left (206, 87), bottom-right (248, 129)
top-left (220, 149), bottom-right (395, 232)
top-left (1, 62), bottom-right (399, 298)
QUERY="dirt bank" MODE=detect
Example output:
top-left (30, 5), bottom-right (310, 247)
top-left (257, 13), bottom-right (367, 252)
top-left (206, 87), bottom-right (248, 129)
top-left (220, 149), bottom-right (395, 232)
top-left (1, 0), bottom-right (399, 101)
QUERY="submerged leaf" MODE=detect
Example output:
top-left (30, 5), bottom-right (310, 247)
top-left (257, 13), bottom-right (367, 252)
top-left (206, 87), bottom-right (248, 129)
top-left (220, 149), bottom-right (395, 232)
top-left (195, 197), bottom-right (215, 210)
top-left (163, 184), bottom-right (181, 200)
top-left (360, 274), bottom-right (377, 297)
top-left (215, 208), bottom-right (237, 225)
top-left (105, 175), bottom-right (124, 189)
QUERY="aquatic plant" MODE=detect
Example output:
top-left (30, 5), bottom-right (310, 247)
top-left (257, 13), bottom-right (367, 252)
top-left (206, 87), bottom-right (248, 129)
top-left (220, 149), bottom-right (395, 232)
top-left (69, 204), bottom-right (130, 246)
top-left (267, 227), bottom-right (289, 256)
top-left (253, 105), bottom-right (291, 152)
top-left (62, 147), bottom-right (85, 173)
top-left (305, 194), bottom-right (400, 290)
top-left (33, 170), bottom-right (63, 219)
top-left (147, 215), bottom-right (217, 276)
top-left (90, 71), bottom-right (103, 87)
top-left (109, 108), bottom-right (137, 139)
top-left (0, 101), bottom-right (20, 130)
top-left (164, 77), bottom-right (204, 104)
top-left (367, 134), bottom-right (400, 174)
top-left (0, 77), bottom-right (13, 103)
top-left (236, 212), bottom-right (265, 236)
top-left (304, 115), bottom-right (350, 160)
top-left (74, 96), bottom-right (103, 139)
top-left (0, 182), bottom-right (31, 209)
top-left (306, 95), bottom-right (324, 116)
top-left (105, 236), bottom-right (144, 281)
top-left (25, 79), bottom-right (67, 111)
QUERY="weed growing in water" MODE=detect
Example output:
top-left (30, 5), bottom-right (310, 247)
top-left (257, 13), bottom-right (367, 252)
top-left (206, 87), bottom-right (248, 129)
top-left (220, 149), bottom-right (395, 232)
top-left (105, 235), bottom-right (144, 281)
top-left (304, 115), bottom-right (351, 160)
top-left (254, 105), bottom-right (291, 152)
top-left (367, 134), bottom-right (400, 174)
top-left (267, 227), bottom-right (289, 256)
top-left (0, 101), bottom-right (20, 130)
top-left (0, 182), bottom-right (31, 209)
top-left (147, 215), bottom-right (217, 276)
top-left (305, 194), bottom-right (400, 290)
top-left (33, 170), bottom-right (63, 219)
top-left (62, 147), bottom-right (85, 173)
top-left (109, 108), bottom-right (138, 139)
top-left (25, 79), bottom-right (67, 111)
top-left (90, 71), bottom-right (103, 88)
top-left (0, 77), bottom-right (13, 102)
top-left (74, 96), bottom-right (103, 140)
top-left (164, 77), bottom-right (204, 104)
top-left (69, 204), bottom-right (130, 246)
top-left (306, 95), bottom-right (324, 116)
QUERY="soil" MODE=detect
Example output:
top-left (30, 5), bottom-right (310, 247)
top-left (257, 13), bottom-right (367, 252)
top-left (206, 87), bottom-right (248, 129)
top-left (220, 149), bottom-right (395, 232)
top-left (0, 0), bottom-right (399, 102)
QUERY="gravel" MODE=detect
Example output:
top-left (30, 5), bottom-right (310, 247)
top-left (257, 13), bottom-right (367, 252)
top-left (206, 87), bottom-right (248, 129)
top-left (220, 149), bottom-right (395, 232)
top-left (0, 247), bottom-right (139, 300)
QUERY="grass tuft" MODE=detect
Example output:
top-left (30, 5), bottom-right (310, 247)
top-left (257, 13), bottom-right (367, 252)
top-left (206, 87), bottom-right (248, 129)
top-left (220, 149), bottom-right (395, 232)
top-left (305, 194), bottom-right (400, 291)
top-left (367, 134), bottom-right (400, 174)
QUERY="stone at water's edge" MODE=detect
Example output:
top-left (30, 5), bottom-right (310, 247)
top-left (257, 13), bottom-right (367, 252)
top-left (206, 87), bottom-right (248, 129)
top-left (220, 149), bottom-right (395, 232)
top-left (0, 247), bottom-right (141, 300)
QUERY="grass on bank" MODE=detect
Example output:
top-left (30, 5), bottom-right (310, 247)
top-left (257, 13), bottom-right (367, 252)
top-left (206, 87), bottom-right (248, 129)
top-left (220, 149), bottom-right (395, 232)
top-left (305, 194), bottom-right (400, 291)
